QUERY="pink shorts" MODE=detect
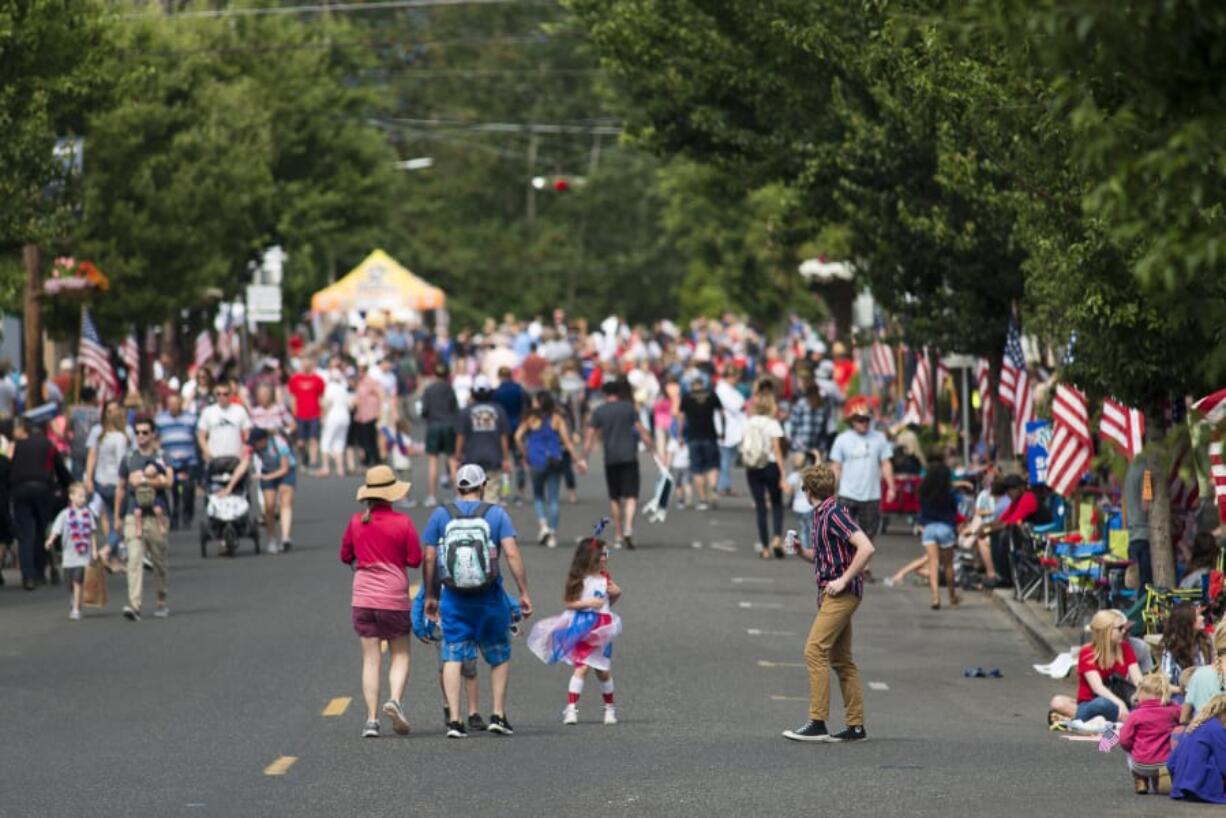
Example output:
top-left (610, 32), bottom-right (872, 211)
top-left (351, 606), bottom-right (412, 640)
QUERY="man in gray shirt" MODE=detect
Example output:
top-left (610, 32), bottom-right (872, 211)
top-left (454, 375), bottom-right (510, 504)
top-left (420, 361), bottom-right (459, 507)
top-left (584, 378), bottom-right (653, 550)
top-left (1123, 458), bottom-right (1151, 588)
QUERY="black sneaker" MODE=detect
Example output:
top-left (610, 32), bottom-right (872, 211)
top-left (781, 719), bottom-right (833, 742)
top-left (831, 725), bottom-right (867, 742)
top-left (281, 539), bottom-right (292, 552)
top-left (487, 714), bottom-right (513, 735)
top-left (122, 606), bottom-right (142, 622)
top-left (445, 720), bottom-right (467, 739)
top-left (624, 535), bottom-right (636, 551)
top-left (467, 713), bottom-right (487, 731)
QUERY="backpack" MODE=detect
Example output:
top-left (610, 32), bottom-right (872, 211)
top-left (739, 418), bottom-right (774, 469)
top-left (438, 503), bottom-right (499, 593)
top-left (524, 418), bottom-right (563, 470)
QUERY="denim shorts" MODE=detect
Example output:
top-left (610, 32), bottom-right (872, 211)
top-left (436, 643), bottom-right (478, 678)
top-left (922, 522), bottom-right (957, 549)
top-left (688, 439), bottom-right (720, 473)
top-left (1075, 696), bottom-right (1120, 722)
top-left (261, 468), bottom-right (297, 490)
top-left (296, 417), bottom-right (321, 441)
top-left (439, 588), bottom-right (512, 667)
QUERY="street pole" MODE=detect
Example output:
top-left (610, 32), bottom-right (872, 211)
top-left (961, 365), bottom-right (971, 465)
top-left (23, 243), bottom-right (43, 408)
top-left (525, 131), bottom-right (539, 228)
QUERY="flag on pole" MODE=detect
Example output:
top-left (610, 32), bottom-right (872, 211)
top-left (193, 330), bottom-right (214, 372)
top-left (976, 358), bottom-right (994, 446)
top-left (1100, 398), bottom-right (1145, 460)
top-left (1046, 383), bottom-right (1091, 497)
top-left (1192, 388), bottom-right (1226, 523)
top-left (997, 318), bottom-right (1025, 411)
top-left (79, 308), bottom-right (119, 400)
top-left (119, 333), bottom-right (140, 393)
top-left (903, 354), bottom-right (934, 425)
top-left (1011, 369), bottom-right (1035, 455)
top-left (869, 341), bottom-right (896, 380)
top-left (1192, 388), bottom-right (1226, 426)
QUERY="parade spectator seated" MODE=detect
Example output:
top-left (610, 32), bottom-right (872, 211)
top-left (1049, 609), bottom-right (1143, 724)
top-left (1158, 602), bottom-right (1212, 693)
top-left (1180, 627), bottom-right (1226, 724)
top-left (1169, 695), bottom-right (1226, 804)
top-left (1180, 532), bottom-right (1221, 590)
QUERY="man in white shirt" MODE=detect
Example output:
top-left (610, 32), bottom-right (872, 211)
top-left (714, 364), bottom-right (746, 496)
top-left (196, 382), bottom-right (252, 461)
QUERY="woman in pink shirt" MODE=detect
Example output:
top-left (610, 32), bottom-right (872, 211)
top-left (340, 465), bottom-right (422, 738)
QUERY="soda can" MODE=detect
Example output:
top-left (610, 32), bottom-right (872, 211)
top-left (783, 529), bottom-right (799, 555)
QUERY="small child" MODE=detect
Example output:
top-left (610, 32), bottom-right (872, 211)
top-left (131, 461), bottom-right (169, 539)
top-left (527, 537), bottom-right (623, 726)
top-left (785, 451), bottom-right (819, 552)
top-left (1119, 671), bottom-right (1181, 794)
top-left (411, 575), bottom-right (482, 730)
top-left (46, 483), bottom-right (99, 620)
top-left (666, 435), bottom-right (692, 509)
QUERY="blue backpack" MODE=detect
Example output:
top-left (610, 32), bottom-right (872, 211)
top-left (524, 419), bottom-right (563, 470)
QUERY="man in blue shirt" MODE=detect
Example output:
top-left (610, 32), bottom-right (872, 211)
top-left (155, 394), bottom-right (199, 529)
top-left (423, 464), bottom-right (533, 739)
top-left (493, 367), bottom-right (529, 506)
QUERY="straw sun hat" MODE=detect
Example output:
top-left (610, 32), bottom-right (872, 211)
top-left (356, 465), bottom-right (410, 503)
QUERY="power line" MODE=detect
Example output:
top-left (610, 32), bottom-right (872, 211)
top-left (137, 33), bottom-right (573, 58)
top-left (379, 116), bottom-right (621, 135)
top-left (123, 0), bottom-right (535, 21)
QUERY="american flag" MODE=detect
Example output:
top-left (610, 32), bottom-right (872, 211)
top-left (1098, 727), bottom-right (1120, 753)
top-left (977, 358), bottom-right (994, 446)
top-left (1169, 436), bottom-right (1200, 511)
top-left (193, 330), bottom-right (214, 372)
top-left (119, 333), bottom-right (140, 393)
top-left (1100, 398), bottom-right (1145, 460)
top-left (997, 318), bottom-right (1025, 411)
top-left (1192, 388), bottom-right (1226, 523)
top-left (869, 341), bottom-right (896, 380)
top-left (78, 308), bottom-right (119, 400)
top-left (902, 350), bottom-right (949, 426)
top-left (1046, 383), bottom-right (1091, 497)
top-left (1010, 369), bottom-right (1035, 454)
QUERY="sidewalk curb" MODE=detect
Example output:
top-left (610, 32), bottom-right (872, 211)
top-left (991, 589), bottom-right (1079, 658)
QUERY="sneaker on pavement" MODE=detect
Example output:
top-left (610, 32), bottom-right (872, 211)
top-left (467, 713), bottom-right (487, 732)
top-left (545, 533), bottom-right (557, 548)
top-left (623, 535), bottom-right (636, 551)
top-left (153, 605), bottom-right (170, 619)
top-left (830, 725), bottom-right (867, 742)
top-left (445, 720), bottom-right (467, 739)
top-left (696, 502), bottom-right (710, 512)
top-left (143, 556), bottom-right (153, 571)
top-left (487, 714), bottom-right (514, 735)
top-left (362, 720), bottom-right (380, 738)
top-left (538, 523), bottom-right (550, 545)
top-left (424, 495), bottom-right (438, 508)
top-left (562, 705), bottom-right (578, 725)
top-left (782, 719), bottom-right (834, 742)
top-left (603, 706), bottom-right (618, 726)
top-left (281, 539), bottom-right (293, 552)
top-left (69, 608), bottom-right (81, 621)
top-left (383, 700), bottom-right (411, 735)
top-left (122, 605), bottom-right (141, 622)
top-left (612, 539), bottom-right (624, 550)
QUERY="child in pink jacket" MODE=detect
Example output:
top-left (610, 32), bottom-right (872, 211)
top-left (1119, 672), bottom-right (1181, 794)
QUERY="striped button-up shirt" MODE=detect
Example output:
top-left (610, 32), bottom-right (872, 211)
top-left (811, 495), bottom-right (864, 600)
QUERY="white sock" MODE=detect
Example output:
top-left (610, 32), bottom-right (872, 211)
top-left (600, 678), bottom-right (614, 705)
top-left (567, 675), bottom-right (584, 705)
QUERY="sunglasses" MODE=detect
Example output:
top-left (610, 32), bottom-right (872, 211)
top-left (135, 429), bottom-right (153, 437)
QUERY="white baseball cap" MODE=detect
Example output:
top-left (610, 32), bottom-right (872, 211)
top-left (472, 374), bottom-right (494, 393)
top-left (456, 463), bottom-right (488, 490)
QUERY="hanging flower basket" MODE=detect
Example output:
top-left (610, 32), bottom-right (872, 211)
top-left (44, 257), bottom-right (110, 295)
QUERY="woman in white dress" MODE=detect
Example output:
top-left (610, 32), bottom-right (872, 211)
top-left (315, 363), bottom-right (354, 478)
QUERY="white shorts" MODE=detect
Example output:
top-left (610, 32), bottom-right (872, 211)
top-left (322, 418), bottom-right (350, 455)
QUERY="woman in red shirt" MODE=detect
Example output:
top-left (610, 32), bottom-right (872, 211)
top-left (1049, 609), bottom-right (1144, 723)
top-left (340, 466), bottom-right (422, 738)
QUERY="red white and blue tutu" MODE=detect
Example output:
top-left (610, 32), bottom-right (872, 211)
top-left (527, 576), bottom-right (621, 671)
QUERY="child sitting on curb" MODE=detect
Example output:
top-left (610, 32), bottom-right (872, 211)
top-left (1119, 671), bottom-right (1180, 795)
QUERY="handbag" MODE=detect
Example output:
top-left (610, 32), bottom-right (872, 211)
top-left (1105, 673), bottom-right (1136, 705)
top-left (82, 558), bottom-right (108, 608)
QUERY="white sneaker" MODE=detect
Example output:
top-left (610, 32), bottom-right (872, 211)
top-left (69, 608), bottom-right (81, 621)
top-left (546, 533), bottom-right (557, 548)
top-left (697, 502), bottom-right (710, 511)
top-left (562, 705), bottom-right (578, 725)
top-left (424, 495), bottom-right (438, 508)
top-left (538, 523), bottom-right (550, 545)
top-left (603, 706), bottom-right (617, 726)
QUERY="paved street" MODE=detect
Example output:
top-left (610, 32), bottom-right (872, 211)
top-left (0, 459), bottom-right (1203, 817)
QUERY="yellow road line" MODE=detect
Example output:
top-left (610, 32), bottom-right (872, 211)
top-left (321, 697), bottom-right (351, 717)
top-left (264, 756), bottom-right (298, 776)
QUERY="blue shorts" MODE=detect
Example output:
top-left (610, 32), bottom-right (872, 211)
top-left (688, 439), bottom-right (720, 473)
top-left (921, 522), bottom-right (956, 549)
top-left (1075, 696), bottom-right (1120, 722)
top-left (296, 418), bottom-right (321, 442)
top-left (439, 586), bottom-right (512, 667)
top-left (261, 468), bottom-right (297, 490)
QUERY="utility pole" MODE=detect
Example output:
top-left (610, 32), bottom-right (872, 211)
top-left (22, 244), bottom-right (43, 408)
top-left (525, 131), bottom-right (539, 228)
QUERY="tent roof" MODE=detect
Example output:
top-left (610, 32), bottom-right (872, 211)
top-left (310, 249), bottom-right (445, 314)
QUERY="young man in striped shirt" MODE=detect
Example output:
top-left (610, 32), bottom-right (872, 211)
top-left (783, 463), bottom-right (875, 743)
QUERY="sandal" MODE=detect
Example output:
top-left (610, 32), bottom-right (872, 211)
top-left (758, 547), bottom-right (772, 561)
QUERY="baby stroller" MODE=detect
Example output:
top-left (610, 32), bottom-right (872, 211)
top-left (199, 456), bottom-right (261, 558)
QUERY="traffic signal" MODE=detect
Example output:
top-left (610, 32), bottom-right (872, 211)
top-left (532, 175), bottom-right (585, 191)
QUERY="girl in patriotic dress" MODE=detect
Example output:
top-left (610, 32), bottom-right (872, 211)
top-left (527, 536), bottom-right (623, 725)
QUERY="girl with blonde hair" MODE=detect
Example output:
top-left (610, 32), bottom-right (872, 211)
top-left (741, 392), bottom-right (786, 559)
top-left (1119, 672), bottom-right (1180, 794)
top-left (1181, 625), bottom-right (1226, 724)
top-left (1049, 609), bottom-right (1143, 722)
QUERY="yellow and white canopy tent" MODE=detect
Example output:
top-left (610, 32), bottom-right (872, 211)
top-left (310, 250), bottom-right (445, 319)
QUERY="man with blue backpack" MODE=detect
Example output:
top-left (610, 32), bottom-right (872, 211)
top-left (423, 463), bottom-right (533, 738)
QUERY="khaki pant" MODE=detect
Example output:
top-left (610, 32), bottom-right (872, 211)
top-left (125, 514), bottom-right (168, 610)
top-left (803, 592), bottom-right (864, 724)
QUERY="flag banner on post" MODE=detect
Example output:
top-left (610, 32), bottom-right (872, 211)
top-left (1047, 383), bottom-right (1091, 497)
top-left (119, 333), bottom-right (140, 393)
top-left (1192, 388), bottom-right (1226, 522)
top-left (1026, 419), bottom-right (1052, 487)
top-left (193, 331), bottom-right (214, 372)
top-left (1012, 369), bottom-right (1034, 454)
top-left (869, 341), bottom-right (896, 380)
top-left (1100, 398), bottom-right (1145, 460)
top-left (79, 308), bottom-right (119, 401)
top-left (977, 358), bottom-right (994, 446)
top-left (997, 318), bottom-right (1024, 411)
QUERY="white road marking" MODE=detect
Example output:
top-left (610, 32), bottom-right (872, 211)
top-left (757, 660), bottom-right (806, 669)
top-left (868, 682), bottom-right (890, 691)
top-left (732, 577), bottom-right (774, 584)
top-left (746, 628), bottom-right (796, 636)
top-left (738, 601), bottom-right (784, 609)
top-left (769, 695), bottom-right (806, 702)
top-left (709, 541), bottom-right (737, 552)
top-left (691, 541), bottom-right (704, 549)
